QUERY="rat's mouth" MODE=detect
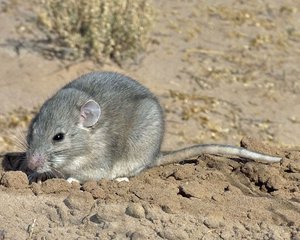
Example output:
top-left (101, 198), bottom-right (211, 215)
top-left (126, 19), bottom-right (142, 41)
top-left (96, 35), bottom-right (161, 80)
top-left (28, 168), bottom-right (65, 183)
top-left (28, 171), bottom-right (54, 183)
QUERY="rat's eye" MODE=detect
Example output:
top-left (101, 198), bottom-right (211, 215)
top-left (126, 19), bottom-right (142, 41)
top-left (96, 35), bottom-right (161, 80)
top-left (52, 133), bottom-right (64, 142)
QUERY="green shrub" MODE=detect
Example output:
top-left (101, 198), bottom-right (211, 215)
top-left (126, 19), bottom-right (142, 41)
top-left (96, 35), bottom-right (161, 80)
top-left (35, 0), bottom-right (154, 63)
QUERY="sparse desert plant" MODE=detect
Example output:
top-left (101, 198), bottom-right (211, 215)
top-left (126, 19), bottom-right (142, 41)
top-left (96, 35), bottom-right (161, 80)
top-left (35, 0), bottom-right (154, 63)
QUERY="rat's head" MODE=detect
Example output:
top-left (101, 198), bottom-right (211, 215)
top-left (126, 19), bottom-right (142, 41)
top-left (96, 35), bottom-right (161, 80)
top-left (26, 89), bottom-right (101, 178)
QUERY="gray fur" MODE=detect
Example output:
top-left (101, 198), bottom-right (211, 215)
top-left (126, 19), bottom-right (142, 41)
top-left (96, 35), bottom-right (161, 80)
top-left (26, 72), bottom-right (281, 183)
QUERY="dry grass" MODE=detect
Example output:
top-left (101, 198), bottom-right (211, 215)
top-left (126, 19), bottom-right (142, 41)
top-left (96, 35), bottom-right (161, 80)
top-left (0, 108), bottom-right (35, 152)
top-left (34, 0), bottom-right (154, 64)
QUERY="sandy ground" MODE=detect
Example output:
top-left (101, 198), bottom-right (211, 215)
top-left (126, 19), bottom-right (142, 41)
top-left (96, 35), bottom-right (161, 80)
top-left (0, 0), bottom-right (300, 239)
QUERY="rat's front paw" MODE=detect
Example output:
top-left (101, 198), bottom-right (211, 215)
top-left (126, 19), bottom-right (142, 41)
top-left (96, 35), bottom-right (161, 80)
top-left (67, 177), bottom-right (80, 183)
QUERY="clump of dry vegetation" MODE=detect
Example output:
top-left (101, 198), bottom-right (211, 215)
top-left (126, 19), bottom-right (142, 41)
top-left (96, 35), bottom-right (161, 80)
top-left (35, 0), bottom-right (154, 63)
top-left (0, 108), bottom-right (36, 152)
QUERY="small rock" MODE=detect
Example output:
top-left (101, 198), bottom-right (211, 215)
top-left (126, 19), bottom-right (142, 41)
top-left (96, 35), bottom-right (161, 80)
top-left (71, 181), bottom-right (81, 190)
top-left (90, 204), bottom-right (125, 228)
top-left (178, 185), bottom-right (194, 198)
top-left (125, 203), bottom-right (145, 219)
top-left (158, 229), bottom-right (189, 240)
top-left (81, 180), bottom-right (105, 198)
top-left (144, 205), bottom-right (159, 222)
top-left (256, 165), bottom-right (270, 183)
top-left (41, 179), bottom-right (71, 193)
top-left (0, 171), bottom-right (29, 188)
top-left (44, 202), bottom-right (67, 226)
top-left (266, 175), bottom-right (286, 191)
top-left (82, 180), bottom-right (98, 192)
top-left (161, 204), bottom-right (177, 214)
top-left (127, 232), bottom-right (145, 240)
top-left (90, 188), bottom-right (106, 199)
top-left (64, 191), bottom-right (94, 210)
top-left (93, 204), bottom-right (123, 223)
top-left (203, 214), bottom-right (225, 229)
top-left (89, 213), bottom-right (110, 229)
top-left (31, 182), bottom-right (42, 195)
top-left (220, 229), bottom-right (234, 240)
top-left (173, 167), bottom-right (193, 180)
top-left (288, 160), bottom-right (300, 172)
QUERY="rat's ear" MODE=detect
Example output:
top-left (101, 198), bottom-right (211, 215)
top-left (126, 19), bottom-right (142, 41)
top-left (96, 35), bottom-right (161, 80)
top-left (80, 100), bottom-right (101, 127)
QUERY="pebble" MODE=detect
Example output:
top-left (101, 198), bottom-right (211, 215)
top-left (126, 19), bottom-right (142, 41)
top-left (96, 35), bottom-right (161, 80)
top-left (31, 182), bottom-right (42, 195)
top-left (125, 203), bottom-right (145, 219)
top-left (126, 232), bottom-right (146, 240)
top-left (89, 213), bottom-right (110, 229)
top-left (41, 179), bottom-right (71, 193)
top-left (203, 214), bottom-right (225, 229)
top-left (64, 191), bottom-right (94, 210)
top-left (0, 171), bottom-right (28, 188)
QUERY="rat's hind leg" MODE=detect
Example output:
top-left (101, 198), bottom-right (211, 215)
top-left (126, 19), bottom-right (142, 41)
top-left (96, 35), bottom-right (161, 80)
top-left (111, 98), bottom-right (164, 178)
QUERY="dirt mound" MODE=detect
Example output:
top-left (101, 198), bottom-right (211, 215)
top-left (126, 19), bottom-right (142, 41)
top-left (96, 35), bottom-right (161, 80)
top-left (0, 137), bottom-right (299, 239)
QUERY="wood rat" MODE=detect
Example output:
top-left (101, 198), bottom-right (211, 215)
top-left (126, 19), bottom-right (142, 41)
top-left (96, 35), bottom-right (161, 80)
top-left (25, 72), bottom-right (281, 183)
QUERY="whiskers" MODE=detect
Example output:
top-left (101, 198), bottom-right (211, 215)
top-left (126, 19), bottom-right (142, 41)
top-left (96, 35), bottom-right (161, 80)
top-left (7, 128), bottom-right (28, 152)
top-left (52, 149), bottom-right (71, 156)
top-left (28, 166), bottom-right (65, 184)
top-left (53, 144), bottom-right (85, 156)
top-left (28, 171), bottom-right (52, 183)
top-left (50, 167), bottom-right (65, 178)
top-left (14, 143), bottom-right (87, 184)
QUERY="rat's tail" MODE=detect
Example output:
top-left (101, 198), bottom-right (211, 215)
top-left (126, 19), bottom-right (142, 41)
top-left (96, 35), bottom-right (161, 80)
top-left (156, 144), bottom-right (282, 166)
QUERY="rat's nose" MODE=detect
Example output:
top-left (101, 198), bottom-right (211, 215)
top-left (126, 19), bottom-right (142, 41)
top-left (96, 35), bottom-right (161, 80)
top-left (27, 153), bottom-right (45, 170)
